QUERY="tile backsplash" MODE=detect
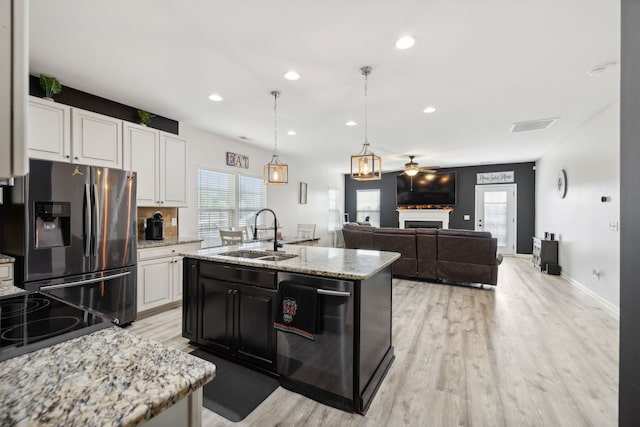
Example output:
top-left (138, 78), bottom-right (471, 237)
top-left (137, 207), bottom-right (178, 240)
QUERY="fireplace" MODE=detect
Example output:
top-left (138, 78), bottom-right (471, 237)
top-left (405, 221), bottom-right (442, 229)
top-left (396, 209), bottom-right (451, 229)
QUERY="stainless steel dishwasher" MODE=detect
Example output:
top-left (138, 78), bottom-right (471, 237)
top-left (276, 272), bottom-right (355, 411)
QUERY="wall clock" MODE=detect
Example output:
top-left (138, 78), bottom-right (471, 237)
top-left (557, 169), bottom-right (567, 198)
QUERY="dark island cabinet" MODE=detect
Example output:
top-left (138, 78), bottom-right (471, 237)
top-left (182, 258), bottom-right (199, 341)
top-left (183, 260), bottom-right (278, 371)
top-left (199, 277), bottom-right (235, 355)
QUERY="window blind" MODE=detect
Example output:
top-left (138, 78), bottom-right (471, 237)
top-left (238, 174), bottom-right (266, 235)
top-left (198, 169), bottom-right (236, 247)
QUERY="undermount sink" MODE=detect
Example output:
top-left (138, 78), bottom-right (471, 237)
top-left (220, 250), bottom-right (298, 262)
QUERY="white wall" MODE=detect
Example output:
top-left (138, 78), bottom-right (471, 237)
top-left (535, 102), bottom-right (620, 310)
top-left (178, 123), bottom-right (344, 247)
top-left (266, 152), bottom-right (344, 247)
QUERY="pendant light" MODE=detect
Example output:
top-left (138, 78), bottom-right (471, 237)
top-left (350, 66), bottom-right (382, 181)
top-left (264, 90), bottom-right (288, 185)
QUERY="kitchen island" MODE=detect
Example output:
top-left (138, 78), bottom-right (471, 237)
top-left (0, 286), bottom-right (215, 427)
top-left (180, 242), bottom-right (400, 414)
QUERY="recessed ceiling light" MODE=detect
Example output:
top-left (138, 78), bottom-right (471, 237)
top-left (287, 130), bottom-right (296, 136)
top-left (345, 120), bottom-right (358, 126)
top-left (423, 106), bottom-right (437, 113)
top-left (395, 36), bottom-right (416, 50)
top-left (208, 93), bottom-right (223, 102)
top-left (284, 70), bottom-right (300, 81)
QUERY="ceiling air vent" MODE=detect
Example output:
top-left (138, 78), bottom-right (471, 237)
top-left (510, 118), bottom-right (558, 133)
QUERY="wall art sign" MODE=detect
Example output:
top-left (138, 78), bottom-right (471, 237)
top-left (226, 152), bottom-right (249, 169)
top-left (299, 182), bottom-right (308, 204)
top-left (476, 171), bottom-right (515, 184)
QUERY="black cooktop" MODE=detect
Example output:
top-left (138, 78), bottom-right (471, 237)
top-left (0, 291), bottom-right (112, 362)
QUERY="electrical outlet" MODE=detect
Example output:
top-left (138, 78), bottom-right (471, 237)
top-left (592, 268), bottom-right (601, 280)
top-left (609, 221), bottom-right (618, 231)
top-left (171, 217), bottom-right (177, 227)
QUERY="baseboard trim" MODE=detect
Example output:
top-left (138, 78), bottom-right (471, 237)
top-left (512, 253), bottom-right (532, 259)
top-left (561, 273), bottom-right (619, 317)
top-left (137, 300), bottom-right (182, 320)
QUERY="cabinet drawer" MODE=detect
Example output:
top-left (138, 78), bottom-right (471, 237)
top-left (0, 264), bottom-right (12, 280)
top-left (200, 261), bottom-right (277, 289)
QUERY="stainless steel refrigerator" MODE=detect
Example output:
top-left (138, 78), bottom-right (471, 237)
top-left (2, 159), bottom-right (137, 324)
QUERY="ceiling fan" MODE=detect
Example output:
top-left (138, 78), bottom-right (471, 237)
top-left (401, 155), bottom-right (439, 176)
top-left (401, 155), bottom-right (440, 191)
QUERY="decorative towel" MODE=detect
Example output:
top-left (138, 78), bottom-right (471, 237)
top-left (274, 281), bottom-right (317, 340)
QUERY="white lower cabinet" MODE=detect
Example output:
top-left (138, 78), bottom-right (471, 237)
top-left (0, 262), bottom-right (14, 286)
top-left (137, 242), bottom-right (200, 313)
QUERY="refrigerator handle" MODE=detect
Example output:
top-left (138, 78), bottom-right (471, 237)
top-left (92, 183), bottom-right (98, 256)
top-left (84, 183), bottom-right (91, 257)
top-left (40, 271), bottom-right (132, 290)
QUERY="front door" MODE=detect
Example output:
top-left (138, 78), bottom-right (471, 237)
top-left (475, 184), bottom-right (516, 255)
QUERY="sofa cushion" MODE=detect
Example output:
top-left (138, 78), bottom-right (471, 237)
top-left (437, 229), bottom-right (497, 265)
top-left (342, 223), bottom-right (375, 250)
top-left (373, 228), bottom-right (417, 277)
top-left (416, 228), bottom-right (437, 279)
top-left (438, 229), bottom-right (493, 239)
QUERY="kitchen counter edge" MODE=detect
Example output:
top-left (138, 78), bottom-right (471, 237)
top-left (137, 236), bottom-right (203, 249)
top-left (180, 243), bottom-right (400, 281)
top-left (0, 326), bottom-right (216, 427)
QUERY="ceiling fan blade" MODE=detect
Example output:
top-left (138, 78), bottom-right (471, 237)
top-left (419, 166), bottom-right (440, 173)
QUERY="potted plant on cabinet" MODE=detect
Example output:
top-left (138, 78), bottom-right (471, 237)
top-left (137, 109), bottom-right (155, 126)
top-left (39, 74), bottom-right (62, 101)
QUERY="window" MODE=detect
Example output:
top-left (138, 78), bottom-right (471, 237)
top-left (238, 174), bottom-right (267, 231)
top-left (356, 189), bottom-right (380, 227)
top-left (197, 168), bottom-right (265, 247)
top-left (328, 188), bottom-right (340, 232)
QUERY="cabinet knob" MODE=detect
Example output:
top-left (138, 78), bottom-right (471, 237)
top-left (65, 155), bottom-right (70, 158)
top-left (74, 156), bottom-right (78, 160)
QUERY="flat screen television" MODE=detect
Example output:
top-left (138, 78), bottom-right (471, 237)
top-left (396, 172), bottom-right (456, 206)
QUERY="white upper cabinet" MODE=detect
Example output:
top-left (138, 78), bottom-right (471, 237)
top-left (28, 97), bottom-right (124, 169)
top-left (124, 122), bottom-right (187, 207)
top-left (160, 132), bottom-right (187, 207)
top-left (123, 122), bottom-right (159, 205)
top-left (72, 108), bottom-right (123, 168)
top-left (27, 96), bottom-right (72, 162)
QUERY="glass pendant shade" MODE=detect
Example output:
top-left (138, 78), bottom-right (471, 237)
top-left (264, 90), bottom-right (288, 185)
top-left (404, 158), bottom-right (420, 176)
top-left (350, 142), bottom-right (382, 181)
top-left (264, 154), bottom-right (288, 185)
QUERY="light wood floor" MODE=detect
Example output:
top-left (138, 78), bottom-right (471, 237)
top-left (127, 257), bottom-right (619, 426)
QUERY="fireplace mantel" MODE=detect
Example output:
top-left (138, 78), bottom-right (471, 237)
top-left (396, 209), bottom-right (451, 229)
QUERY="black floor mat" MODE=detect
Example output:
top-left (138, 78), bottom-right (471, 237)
top-left (189, 349), bottom-right (279, 422)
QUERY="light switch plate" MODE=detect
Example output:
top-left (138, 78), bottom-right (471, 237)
top-left (609, 220), bottom-right (618, 231)
top-left (463, 215), bottom-right (470, 221)
top-left (171, 217), bottom-right (177, 227)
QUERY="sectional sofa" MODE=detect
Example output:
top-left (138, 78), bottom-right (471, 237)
top-left (342, 223), bottom-right (501, 286)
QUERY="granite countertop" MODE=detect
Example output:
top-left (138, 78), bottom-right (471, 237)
top-left (181, 242), bottom-right (400, 280)
top-left (137, 236), bottom-right (202, 249)
top-left (0, 282), bottom-right (26, 297)
top-left (0, 327), bottom-right (216, 427)
top-left (0, 253), bottom-right (15, 264)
